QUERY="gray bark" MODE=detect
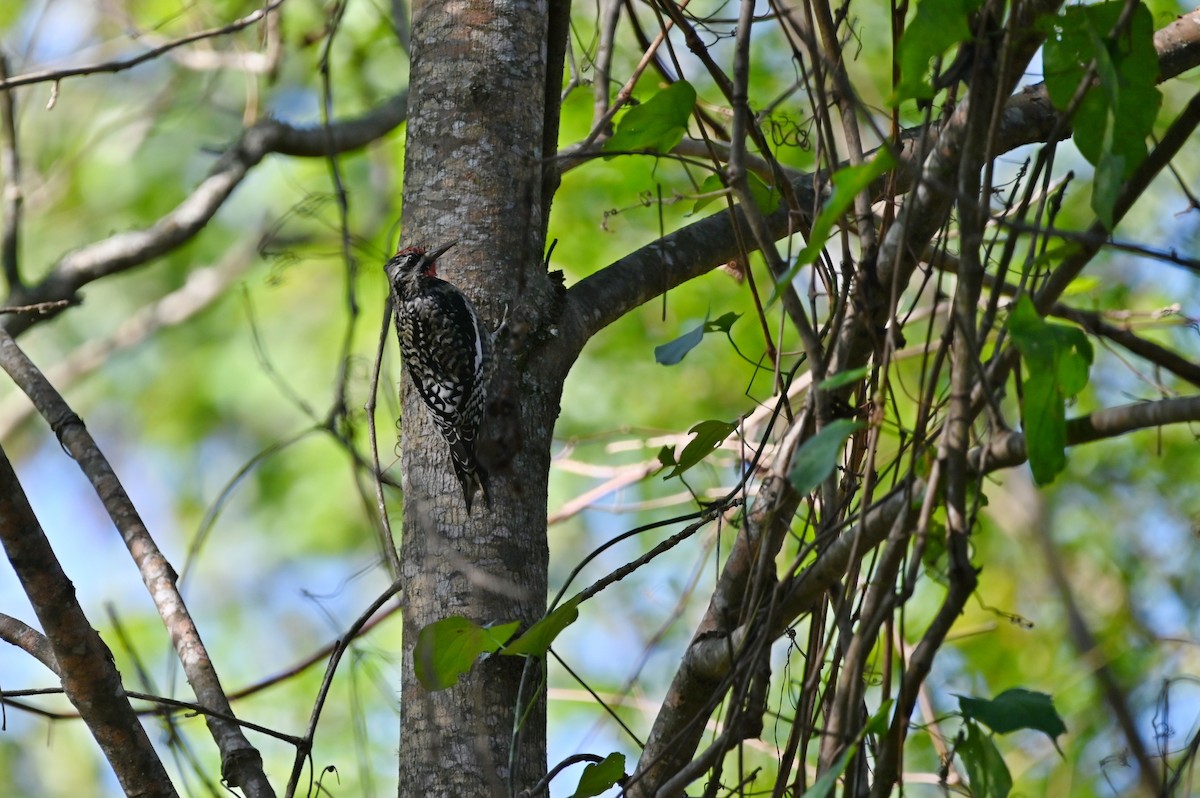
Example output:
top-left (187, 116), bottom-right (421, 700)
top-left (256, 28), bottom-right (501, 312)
top-left (397, 1), bottom-right (559, 795)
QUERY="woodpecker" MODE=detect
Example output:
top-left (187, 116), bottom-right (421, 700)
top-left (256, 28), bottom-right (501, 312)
top-left (385, 242), bottom-right (491, 512)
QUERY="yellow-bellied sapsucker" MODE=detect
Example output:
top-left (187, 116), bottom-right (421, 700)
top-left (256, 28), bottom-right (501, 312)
top-left (385, 242), bottom-right (491, 512)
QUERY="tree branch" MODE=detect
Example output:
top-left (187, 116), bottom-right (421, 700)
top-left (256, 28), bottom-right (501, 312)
top-left (0, 612), bottom-right (59, 675)
top-left (0, 0), bottom-right (290, 91)
top-left (625, 429), bottom-right (805, 797)
top-left (632, 386), bottom-right (1199, 796)
top-left (972, 393), bottom-right (1200, 472)
top-left (1, 91), bottom-right (409, 336)
top-left (0, 444), bottom-right (176, 797)
top-left (557, 5), bottom-right (1200, 371)
top-left (0, 330), bottom-right (275, 796)
top-left (1053, 304), bottom-right (1200, 389)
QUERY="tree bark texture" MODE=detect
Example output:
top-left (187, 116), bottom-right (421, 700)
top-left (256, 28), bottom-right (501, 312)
top-left (397, 1), bottom-right (558, 795)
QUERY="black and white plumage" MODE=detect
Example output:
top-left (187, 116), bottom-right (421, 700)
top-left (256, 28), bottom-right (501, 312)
top-left (385, 242), bottom-right (492, 512)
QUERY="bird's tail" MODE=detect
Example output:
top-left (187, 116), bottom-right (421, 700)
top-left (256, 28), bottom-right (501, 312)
top-left (448, 438), bottom-right (490, 513)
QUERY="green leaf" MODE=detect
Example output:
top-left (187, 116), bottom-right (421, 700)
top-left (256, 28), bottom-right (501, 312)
top-left (664, 419), bottom-right (738, 479)
top-left (1027, 242), bottom-right (1082, 273)
top-left (413, 617), bottom-right (521, 691)
top-left (1061, 275), bottom-right (1102, 297)
top-left (708, 311), bottom-right (742, 333)
top-left (799, 743), bottom-right (856, 798)
top-left (1092, 148), bottom-right (1126, 227)
top-left (692, 174), bottom-right (727, 213)
top-left (1007, 296), bottom-right (1093, 484)
top-left (1042, 2), bottom-right (1162, 226)
top-left (920, 516), bottom-right (950, 585)
top-left (604, 81), bottom-right (697, 155)
top-left (654, 313), bottom-right (741, 365)
top-left (788, 419), bottom-right (864, 495)
top-left (570, 752), bottom-right (626, 798)
top-left (746, 172), bottom-right (780, 214)
top-left (692, 172), bottom-right (778, 214)
top-left (865, 699), bottom-right (895, 737)
top-left (957, 688), bottom-right (1068, 740)
top-left (894, 0), bottom-right (984, 102)
top-left (959, 720), bottom-right (1013, 798)
top-left (818, 366), bottom-right (870, 391)
top-left (772, 150), bottom-right (896, 299)
top-left (504, 596), bottom-right (582, 656)
top-left (655, 318), bottom-right (707, 365)
top-left (656, 445), bottom-right (677, 471)
top-left (1022, 363), bottom-right (1068, 483)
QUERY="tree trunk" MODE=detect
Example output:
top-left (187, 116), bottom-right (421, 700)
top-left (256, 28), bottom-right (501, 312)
top-left (397, 1), bottom-right (559, 795)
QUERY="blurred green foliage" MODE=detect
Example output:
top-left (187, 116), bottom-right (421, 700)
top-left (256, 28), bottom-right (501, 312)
top-left (0, 0), bottom-right (1196, 796)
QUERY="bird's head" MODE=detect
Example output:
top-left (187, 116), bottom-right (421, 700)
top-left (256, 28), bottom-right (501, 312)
top-left (384, 242), bottom-right (455, 289)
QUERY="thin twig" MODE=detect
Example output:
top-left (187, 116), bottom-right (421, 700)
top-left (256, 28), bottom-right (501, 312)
top-left (0, 0), bottom-right (290, 91)
top-left (284, 579), bottom-right (404, 798)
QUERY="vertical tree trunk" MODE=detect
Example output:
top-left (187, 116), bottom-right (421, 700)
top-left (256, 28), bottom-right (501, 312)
top-left (397, 1), bottom-right (556, 795)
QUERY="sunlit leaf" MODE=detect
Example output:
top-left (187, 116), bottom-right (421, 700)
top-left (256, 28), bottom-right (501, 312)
top-left (894, 0), bottom-right (983, 102)
top-left (504, 596), bottom-right (582, 656)
top-left (413, 617), bottom-right (521, 691)
top-left (604, 81), bottom-right (697, 155)
top-left (819, 366), bottom-right (870, 391)
top-left (865, 699), bottom-right (895, 737)
top-left (800, 743), bottom-right (856, 797)
top-left (772, 151), bottom-right (896, 298)
top-left (1061, 275), bottom-right (1102, 296)
top-left (692, 172), bottom-right (777, 214)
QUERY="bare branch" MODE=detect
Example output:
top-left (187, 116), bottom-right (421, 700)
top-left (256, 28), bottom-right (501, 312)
top-left (0, 612), bottom-right (59, 675)
top-left (0, 0), bottom-right (289, 91)
top-left (560, 5), bottom-right (1199, 375)
top-left (973, 393), bottom-right (1200, 472)
top-left (633, 384), bottom-right (1199, 796)
top-left (0, 246), bottom-right (255, 440)
top-left (0, 330), bottom-right (274, 796)
top-left (1154, 7), bottom-right (1200, 82)
top-left (0, 444), bottom-right (176, 797)
top-left (626, 468), bottom-right (804, 797)
top-left (1, 90), bottom-right (408, 336)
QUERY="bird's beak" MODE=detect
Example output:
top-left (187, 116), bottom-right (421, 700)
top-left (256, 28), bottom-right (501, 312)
top-left (425, 241), bottom-right (456, 263)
